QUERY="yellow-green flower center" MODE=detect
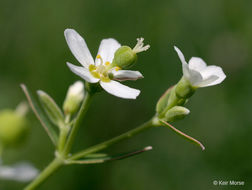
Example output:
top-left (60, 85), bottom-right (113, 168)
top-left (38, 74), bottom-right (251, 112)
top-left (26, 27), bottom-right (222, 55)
top-left (89, 55), bottom-right (121, 82)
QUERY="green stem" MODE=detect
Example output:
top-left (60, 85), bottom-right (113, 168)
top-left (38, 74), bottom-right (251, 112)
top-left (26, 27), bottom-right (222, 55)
top-left (69, 118), bottom-right (156, 161)
top-left (58, 127), bottom-right (69, 152)
top-left (0, 143), bottom-right (3, 158)
top-left (63, 91), bottom-right (93, 156)
top-left (24, 158), bottom-right (63, 190)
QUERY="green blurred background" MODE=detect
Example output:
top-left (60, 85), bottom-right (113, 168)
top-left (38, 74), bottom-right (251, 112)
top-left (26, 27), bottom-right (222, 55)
top-left (0, 0), bottom-right (251, 189)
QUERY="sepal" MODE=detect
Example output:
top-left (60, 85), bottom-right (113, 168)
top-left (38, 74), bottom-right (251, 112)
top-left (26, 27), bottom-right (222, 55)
top-left (37, 90), bottom-right (64, 127)
top-left (175, 77), bottom-right (196, 99)
top-left (156, 86), bottom-right (174, 114)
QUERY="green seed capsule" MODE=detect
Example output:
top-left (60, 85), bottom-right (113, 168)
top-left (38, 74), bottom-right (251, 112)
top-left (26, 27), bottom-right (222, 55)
top-left (111, 46), bottom-right (137, 69)
top-left (0, 110), bottom-right (29, 146)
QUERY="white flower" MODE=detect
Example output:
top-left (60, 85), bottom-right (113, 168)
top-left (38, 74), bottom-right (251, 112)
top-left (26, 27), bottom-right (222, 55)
top-left (174, 46), bottom-right (226, 88)
top-left (65, 29), bottom-right (144, 99)
top-left (0, 160), bottom-right (38, 182)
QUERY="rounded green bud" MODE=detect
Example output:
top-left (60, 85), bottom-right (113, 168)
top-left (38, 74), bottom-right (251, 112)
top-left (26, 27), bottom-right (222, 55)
top-left (112, 46), bottom-right (137, 69)
top-left (0, 110), bottom-right (29, 147)
top-left (175, 77), bottom-right (196, 99)
top-left (164, 106), bottom-right (190, 122)
top-left (63, 81), bottom-right (85, 115)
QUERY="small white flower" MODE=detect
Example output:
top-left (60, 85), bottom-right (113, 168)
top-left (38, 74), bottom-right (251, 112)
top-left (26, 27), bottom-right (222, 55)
top-left (174, 46), bottom-right (226, 88)
top-left (65, 29), bottom-right (144, 99)
top-left (0, 161), bottom-right (38, 182)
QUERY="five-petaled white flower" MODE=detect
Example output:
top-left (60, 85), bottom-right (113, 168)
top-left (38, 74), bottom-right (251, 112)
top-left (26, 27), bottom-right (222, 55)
top-left (174, 46), bottom-right (226, 88)
top-left (65, 29), bottom-right (149, 99)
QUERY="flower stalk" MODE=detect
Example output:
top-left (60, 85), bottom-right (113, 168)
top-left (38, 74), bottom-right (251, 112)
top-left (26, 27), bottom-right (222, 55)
top-left (24, 158), bottom-right (63, 190)
top-left (68, 118), bottom-right (157, 161)
top-left (63, 89), bottom-right (94, 156)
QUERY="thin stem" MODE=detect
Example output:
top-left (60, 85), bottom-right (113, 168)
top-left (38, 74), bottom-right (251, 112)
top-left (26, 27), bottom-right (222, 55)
top-left (160, 120), bottom-right (205, 150)
top-left (58, 127), bottom-right (69, 152)
top-left (69, 118), bottom-right (155, 161)
top-left (24, 158), bottom-right (63, 190)
top-left (0, 143), bottom-right (3, 158)
top-left (63, 92), bottom-right (93, 156)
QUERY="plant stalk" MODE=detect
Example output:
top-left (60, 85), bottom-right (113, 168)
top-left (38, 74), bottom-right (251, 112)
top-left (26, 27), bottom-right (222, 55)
top-left (69, 118), bottom-right (156, 160)
top-left (24, 158), bottom-right (63, 190)
top-left (63, 91), bottom-right (93, 156)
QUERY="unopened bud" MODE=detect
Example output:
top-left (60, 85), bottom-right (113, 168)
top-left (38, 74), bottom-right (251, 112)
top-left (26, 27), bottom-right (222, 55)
top-left (0, 109), bottom-right (29, 146)
top-left (63, 81), bottom-right (84, 115)
top-left (164, 106), bottom-right (190, 122)
top-left (37, 90), bottom-right (64, 126)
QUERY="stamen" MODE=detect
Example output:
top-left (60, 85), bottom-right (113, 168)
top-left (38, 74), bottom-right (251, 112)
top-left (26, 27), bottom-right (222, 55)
top-left (133, 37), bottom-right (150, 53)
top-left (89, 55), bottom-right (112, 82)
top-left (97, 65), bottom-right (106, 73)
top-left (96, 54), bottom-right (103, 65)
top-left (89, 64), bottom-right (97, 71)
top-left (115, 66), bottom-right (121, 71)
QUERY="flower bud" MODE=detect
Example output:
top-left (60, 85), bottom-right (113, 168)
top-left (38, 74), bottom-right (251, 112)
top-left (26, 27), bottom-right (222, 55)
top-left (111, 46), bottom-right (137, 69)
top-left (164, 106), bottom-right (190, 122)
top-left (175, 77), bottom-right (196, 99)
top-left (156, 86), bottom-right (174, 114)
top-left (0, 110), bottom-right (29, 147)
top-left (37, 90), bottom-right (64, 126)
top-left (63, 81), bottom-right (85, 115)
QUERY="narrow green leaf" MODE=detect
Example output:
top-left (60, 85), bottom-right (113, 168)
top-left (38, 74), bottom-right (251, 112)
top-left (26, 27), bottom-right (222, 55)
top-left (37, 90), bottom-right (64, 127)
top-left (20, 84), bottom-right (58, 145)
top-left (85, 153), bottom-right (108, 158)
top-left (160, 120), bottom-right (205, 150)
top-left (67, 146), bottom-right (153, 165)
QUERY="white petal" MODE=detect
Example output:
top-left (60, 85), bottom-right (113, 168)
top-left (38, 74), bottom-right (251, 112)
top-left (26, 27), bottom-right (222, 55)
top-left (0, 162), bottom-right (39, 182)
top-left (174, 46), bottom-right (190, 79)
top-left (196, 65), bottom-right (226, 87)
top-left (64, 29), bottom-right (94, 68)
top-left (95, 38), bottom-right (121, 64)
top-left (187, 69), bottom-right (203, 86)
top-left (112, 70), bottom-right (143, 81)
top-left (67, 62), bottom-right (99, 83)
top-left (194, 75), bottom-right (219, 87)
top-left (188, 57), bottom-right (207, 72)
top-left (100, 80), bottom-right (140, 99)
